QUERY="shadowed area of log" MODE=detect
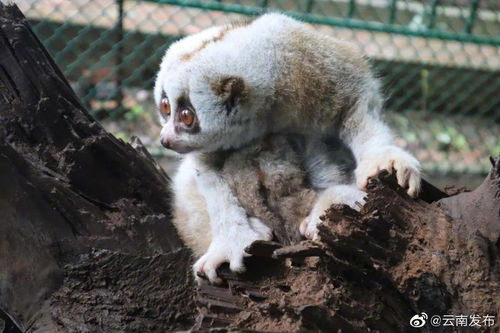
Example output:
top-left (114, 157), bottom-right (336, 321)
top-left (49, 248), bottom-right (195, 333)
top-left (245, 240), bottom-right (283, 257)
top-left (0, 4), bottom-right (194, 332)
top-left (0, 308), bottom-right (22, 333)
top-left (418, 177), bottom-right (449, 203)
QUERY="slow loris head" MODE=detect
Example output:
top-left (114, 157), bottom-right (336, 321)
top-left (153, 20), bottom-right (280, 154)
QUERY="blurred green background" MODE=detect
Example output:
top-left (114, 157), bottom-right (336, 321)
top-left (17, 0), bottom-right (500, 188)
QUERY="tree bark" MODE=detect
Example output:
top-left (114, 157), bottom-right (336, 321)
top-left (0, 4), bottom-right (195, 332)
top-left (1, 3), bottom-right (498, 333)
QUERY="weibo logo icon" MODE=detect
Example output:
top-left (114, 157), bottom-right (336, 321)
top-left (410, 312), bottom-right (428, 328)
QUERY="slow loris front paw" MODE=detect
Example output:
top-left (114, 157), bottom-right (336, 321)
top-left (300, 185), bottom-right (366, 240)
top-left (355, 146), bottom-right (421, 197)
top-left (193, 217), bottom-right (273, 284)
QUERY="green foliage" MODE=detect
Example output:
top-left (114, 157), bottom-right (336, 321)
top-left (125, 105), bottom-right (147, 122)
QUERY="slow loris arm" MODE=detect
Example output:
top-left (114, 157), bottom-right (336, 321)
top-left (341, 93), bottom-right (421, 197)
top-left (192, 154), bottom-right (272, 284)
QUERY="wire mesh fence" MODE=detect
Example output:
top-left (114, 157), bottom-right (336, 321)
top-left (17, 0), bottom-right (500, 178)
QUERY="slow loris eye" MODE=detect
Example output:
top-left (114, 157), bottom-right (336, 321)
top-left (180, 109), bottom-right (195, 126)
top-left (160, 98), bottom-right (171, 116)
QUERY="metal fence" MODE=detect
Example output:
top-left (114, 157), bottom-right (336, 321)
top-left (17, 0), bottom-right (500, 176)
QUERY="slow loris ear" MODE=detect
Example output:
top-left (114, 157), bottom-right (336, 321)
top-left (211, 76), bottom-right (245, 114)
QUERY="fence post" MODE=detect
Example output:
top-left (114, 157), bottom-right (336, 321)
top-left (305, 0), bottom-right (314, 13)
top-left (465, 0), bottom-right (480, 34)
top-left (115, 0), bottom-right (124, 114)
top-left (427, 0), bottom-right (440, 30)
top-left (388, 0), bottom-right (398, 24)
top-left (347, 0), bottom-right (356, 19)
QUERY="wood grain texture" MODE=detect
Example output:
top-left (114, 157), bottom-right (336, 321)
top-left (0, 4), bottom-right (194, 332)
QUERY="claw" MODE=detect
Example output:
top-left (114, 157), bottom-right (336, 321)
top-left (300, 185), bottom-right (366, 241)
top-left (192, 217), bottom-right (273, 284)
top-left (356, 146), bottom-right (421, 197)
top-left (299, 217), bottom-right (309, 236)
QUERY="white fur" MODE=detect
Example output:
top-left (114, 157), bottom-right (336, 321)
top-left (193, 154), bottom-right (272, 283)
top-left (173, 153), bottom-right (272, 284)
top-left (171, 154), bottom-right (212, 257)
top-left (342, 110), bottom-right (421, 197)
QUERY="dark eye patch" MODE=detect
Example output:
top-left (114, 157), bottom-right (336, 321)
top-left (159, 91), bottom-right (170, 119)
top-left (174, 95), bottom-right (200, 134)
top-left (176, 95), bottom-right (193, 109)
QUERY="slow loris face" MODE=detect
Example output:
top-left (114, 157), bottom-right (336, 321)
top-left (155, 68), bottom-right (258, 154)
top-left (154, 23), bottom-right (276, 154)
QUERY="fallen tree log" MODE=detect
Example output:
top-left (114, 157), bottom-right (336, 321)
top-left (0, 3), bottom-right (498, 333)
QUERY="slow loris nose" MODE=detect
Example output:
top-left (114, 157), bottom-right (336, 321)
top-left (161, 137), bottom-right (171, 149)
